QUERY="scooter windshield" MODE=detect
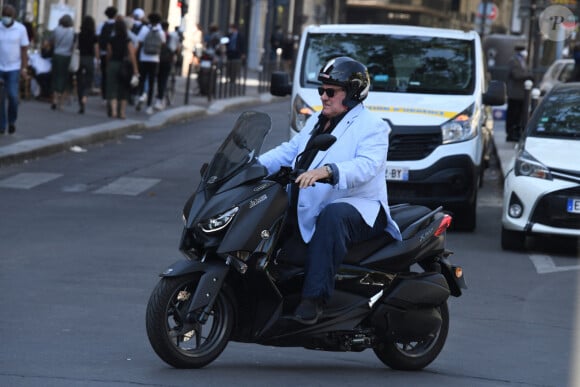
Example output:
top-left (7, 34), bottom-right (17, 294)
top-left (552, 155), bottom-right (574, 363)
top-left (204, 111), bottom-right (272, 185)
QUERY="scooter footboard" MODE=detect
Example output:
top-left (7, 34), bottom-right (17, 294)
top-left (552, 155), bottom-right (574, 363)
top-left (372, 273), bottom-right (450, 341)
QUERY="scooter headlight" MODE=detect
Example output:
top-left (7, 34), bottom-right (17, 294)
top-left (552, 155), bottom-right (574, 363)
top-left (198, 207), bottom-right (239, 233)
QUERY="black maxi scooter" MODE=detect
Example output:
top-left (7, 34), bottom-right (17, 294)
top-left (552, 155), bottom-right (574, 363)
top-left (146, 111), bottom-right (467, 370)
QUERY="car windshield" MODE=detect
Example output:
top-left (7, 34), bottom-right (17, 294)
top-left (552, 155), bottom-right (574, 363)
top-left (204, 111), bottom-right (271, 185)
top-left (529, 87), bottom-right (580, 139)
top-left (301, 32), bottom-right (475, 94)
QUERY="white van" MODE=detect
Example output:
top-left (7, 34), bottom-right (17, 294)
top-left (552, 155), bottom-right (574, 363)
top-left (271, 24), bottom-right (505, 230)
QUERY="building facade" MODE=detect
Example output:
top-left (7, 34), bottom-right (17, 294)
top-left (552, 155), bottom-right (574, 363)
top-left (6, 0), bottom-right (577, 71)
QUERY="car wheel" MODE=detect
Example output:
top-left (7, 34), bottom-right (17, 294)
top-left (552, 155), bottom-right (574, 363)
top-left (501, 226), bottom-right (526, 251)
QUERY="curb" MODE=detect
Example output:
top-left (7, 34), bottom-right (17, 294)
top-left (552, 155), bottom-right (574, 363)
top-left (0, 93), bottom-right (276, 166)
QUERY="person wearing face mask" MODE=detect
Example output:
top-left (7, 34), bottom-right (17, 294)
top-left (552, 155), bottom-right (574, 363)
top-left (506, 44), bottom-right (533, 142)
top-left (258, 57), bottom-right (402, 324)
top-left (0, 4), bottom-right (30, 135)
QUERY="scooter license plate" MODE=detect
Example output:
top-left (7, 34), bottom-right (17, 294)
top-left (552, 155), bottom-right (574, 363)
top-left (200, 60), bottom-right (212, 69)
top-left (567, 198), bottom-right (580, 214)
top-left (386, 167), bottom-right (409, 181)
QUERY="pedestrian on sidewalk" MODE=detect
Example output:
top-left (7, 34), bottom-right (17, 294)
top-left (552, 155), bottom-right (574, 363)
top-left (225, 23), bottom-right (245, 93)
top-left (129, 8), bottom-right (146, 105)
top-left (76, 15), bottom-right (98, 114)
top-left (106, 18), bottom-right (139, 119)
top-left (155, 21), bottom-right (179, 111)
top-left (49, 14), bottom-right (75, 111)
top-left (506, 44), bottom-right (533, 142)
top-left (0, 4), bottom-right (29, 135)
top-left (97, 6), bottom-right (117, 109)
top-left (135, 12), bottom-right (165, 115)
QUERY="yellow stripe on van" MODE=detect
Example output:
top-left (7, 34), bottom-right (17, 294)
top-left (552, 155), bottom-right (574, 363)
top-left (367, 105), bottom-right (457, 118)
top-left (312, 105), bottom-right (457, 118)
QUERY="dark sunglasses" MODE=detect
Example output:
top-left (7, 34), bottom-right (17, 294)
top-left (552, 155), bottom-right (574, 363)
top-left (317, 87), bottom-right (342, 98)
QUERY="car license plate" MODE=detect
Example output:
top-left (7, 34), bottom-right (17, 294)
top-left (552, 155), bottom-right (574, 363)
top-left (386, 167), bottom-right (409, 181)
top-left (567, 198), bottom-right (580, 214)
top-left (200, 60), bottom-right (212, 69)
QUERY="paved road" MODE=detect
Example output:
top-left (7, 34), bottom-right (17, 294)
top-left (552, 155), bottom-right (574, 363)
top-left (1, 102), bottom-right (578, 386)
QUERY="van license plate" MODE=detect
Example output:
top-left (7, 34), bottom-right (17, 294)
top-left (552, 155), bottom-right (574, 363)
top-left (386, 167), bottom-right (409, 181)
top-left (567, 198), bottom-right (580, 214)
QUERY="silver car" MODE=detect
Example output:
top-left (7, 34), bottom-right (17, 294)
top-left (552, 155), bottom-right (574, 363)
top-left (539, 59), bottom-right (574, 95)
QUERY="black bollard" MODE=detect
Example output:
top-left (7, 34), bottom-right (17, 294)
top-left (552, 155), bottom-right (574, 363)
top-left (184, 63), bottom-right (192, 105)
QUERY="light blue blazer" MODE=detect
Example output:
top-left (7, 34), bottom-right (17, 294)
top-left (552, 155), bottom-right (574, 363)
top-left (259, 104), bottom-right (402, 243)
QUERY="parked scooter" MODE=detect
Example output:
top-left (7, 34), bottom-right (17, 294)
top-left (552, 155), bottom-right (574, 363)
top-left (146, 111), bottom-right (467, 370)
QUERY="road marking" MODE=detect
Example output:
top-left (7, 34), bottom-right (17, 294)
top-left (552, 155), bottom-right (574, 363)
top-left (0, 172), bottom-right (62, 189)
top-left (94, 177), bottom-right (160, 196)
top-left (529, 254), bottom-right (580, 274)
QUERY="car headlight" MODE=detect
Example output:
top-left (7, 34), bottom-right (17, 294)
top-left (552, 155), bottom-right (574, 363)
top-left (291, 94), bottom-right (315, 134)
top-left (198, 207), bottom-right (239, 233)
top-left (514, 150), bottom-right (553, 180)
top-left (441, 104), bottom-right (479, 144)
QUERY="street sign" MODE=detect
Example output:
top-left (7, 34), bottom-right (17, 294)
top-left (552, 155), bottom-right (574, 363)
top-left (477, 2), bottom-right (499, 21)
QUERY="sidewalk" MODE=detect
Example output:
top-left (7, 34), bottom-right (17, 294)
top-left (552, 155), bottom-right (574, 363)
top-left (0, 70), bottom-right (275, 166)
top-left (491, 118), bottom-right (518, 178)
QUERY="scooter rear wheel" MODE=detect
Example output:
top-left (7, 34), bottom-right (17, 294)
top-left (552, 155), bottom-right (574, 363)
top-left (372, 302), bottom-right (449, 370)
top-left (146, 274), bottom-right (234, 368)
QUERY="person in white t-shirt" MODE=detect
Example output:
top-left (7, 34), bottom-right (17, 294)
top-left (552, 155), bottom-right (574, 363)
top-left (135, 12), bottom-right (165, 115)
top-left (0, 4), bottom-right (29, 135)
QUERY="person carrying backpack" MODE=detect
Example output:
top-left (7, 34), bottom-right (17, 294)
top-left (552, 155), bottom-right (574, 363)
top-left (131, 8), bottom-right (145, 36)
top-left (97, 6), bottom-right (117, 107)
top-left (135, 12), bottom-right (165, 115)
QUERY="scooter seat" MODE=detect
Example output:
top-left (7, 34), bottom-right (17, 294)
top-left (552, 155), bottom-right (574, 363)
top-left (343, 204), bottom-right (432, 264)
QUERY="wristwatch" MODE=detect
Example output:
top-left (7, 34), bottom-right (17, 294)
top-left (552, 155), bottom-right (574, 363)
top-left (324, 164), bottom-right (333, 178)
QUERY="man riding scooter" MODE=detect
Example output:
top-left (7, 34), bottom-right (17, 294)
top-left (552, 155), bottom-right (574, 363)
top-left (258, 57), bottom-right (402, 324)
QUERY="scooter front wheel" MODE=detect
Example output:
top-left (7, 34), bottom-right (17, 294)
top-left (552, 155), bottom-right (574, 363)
top-left (373, 302), bottom-right (449, 370)
top-left (146, 274), bottom-right (234, 368)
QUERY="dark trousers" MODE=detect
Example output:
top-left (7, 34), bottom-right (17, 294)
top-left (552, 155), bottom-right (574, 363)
top-left (302, 203), bottom-right (389, 300)
top-left (156, 60), bottom-right (171, 100)
top-left (506, 98), bottom-right (524, 140)
top-left (100, 54), bottom-right (107, 100)
top-left (138, 61), bottom-right (158, 107)
top-left (76, 56), bottom-right (94, 103)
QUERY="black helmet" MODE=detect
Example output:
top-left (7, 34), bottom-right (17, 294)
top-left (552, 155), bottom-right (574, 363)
top-left (318, 56), bottom-right (370, 108)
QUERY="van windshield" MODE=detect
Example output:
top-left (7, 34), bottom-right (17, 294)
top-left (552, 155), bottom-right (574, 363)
top-left (302, 33), bottom-right (475, 95)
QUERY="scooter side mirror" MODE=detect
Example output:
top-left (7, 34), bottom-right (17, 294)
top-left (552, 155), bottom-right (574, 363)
top-left (309, 133), bottom-right (336, 151)
top-left (200, 162), bottom-right (208, 176)
top-left (295, 134), bottom-right (337, 165)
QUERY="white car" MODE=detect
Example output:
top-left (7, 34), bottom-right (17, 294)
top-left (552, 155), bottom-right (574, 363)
top-left (539, 58), bottom-right (574, 96)
top-left (501, 83), bottom-right (580, 250)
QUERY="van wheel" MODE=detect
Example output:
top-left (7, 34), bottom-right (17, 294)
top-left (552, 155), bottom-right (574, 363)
top-left (501, 227), bottom-right (526, 251)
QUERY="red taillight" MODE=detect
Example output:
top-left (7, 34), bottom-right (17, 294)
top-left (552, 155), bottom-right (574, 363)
top-left (434, 214), bottom-right (452, 236)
